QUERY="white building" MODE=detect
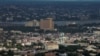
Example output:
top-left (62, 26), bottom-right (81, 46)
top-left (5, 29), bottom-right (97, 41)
top-left (25, 20), bottom-right (39, 27)
top-left (44, 42), bottom-right (59, 50)
top-left (59, 33), bottom-right (68, 44)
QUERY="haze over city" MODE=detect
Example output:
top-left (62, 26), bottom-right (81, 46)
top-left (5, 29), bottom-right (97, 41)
top-left (0, 0), bottom-right (100, 56)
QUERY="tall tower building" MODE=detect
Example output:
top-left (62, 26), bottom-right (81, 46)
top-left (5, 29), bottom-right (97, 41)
top-left (40, 18), bottom-right (54, 30)
top-left (59, 33), bottom-right (65, 44)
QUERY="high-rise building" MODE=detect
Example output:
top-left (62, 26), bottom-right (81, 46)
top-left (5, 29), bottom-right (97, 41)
top-left (25, 20), bottom-right (39, 27)
top-left (40, 18), bottom-right (54, 30)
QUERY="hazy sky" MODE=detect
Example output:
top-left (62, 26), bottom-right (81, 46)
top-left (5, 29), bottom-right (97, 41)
top-left (2, 0), bottom-right (100, 1)
top-left (34, 0), bottom-right (100, 1)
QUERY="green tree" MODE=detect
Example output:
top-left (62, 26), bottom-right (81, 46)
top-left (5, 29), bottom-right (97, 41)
top-left (0, 50), bottom-right (7, 56)
top-left (16, 43), bottom-right (23, 50)
top-left (7, 50), bottom-right (14, 56)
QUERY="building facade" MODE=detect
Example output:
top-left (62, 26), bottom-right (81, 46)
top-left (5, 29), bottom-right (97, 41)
top-left (40, 18), bottom-right (54, 30)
